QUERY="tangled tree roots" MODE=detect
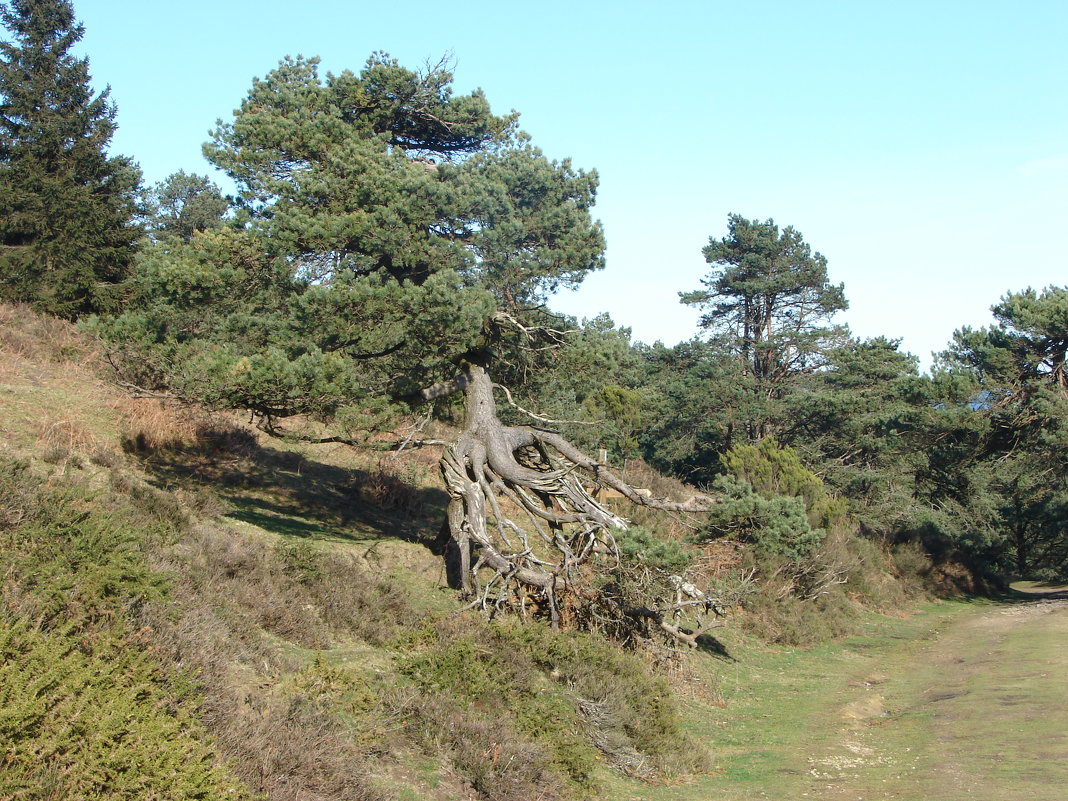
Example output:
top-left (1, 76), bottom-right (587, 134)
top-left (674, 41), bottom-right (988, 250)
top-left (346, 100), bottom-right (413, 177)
top-left (439, 364), bottom-right (725, 647)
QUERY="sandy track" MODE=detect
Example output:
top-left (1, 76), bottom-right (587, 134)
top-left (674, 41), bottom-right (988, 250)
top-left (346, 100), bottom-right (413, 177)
top-left (808, 595), bottom-right (1068, 800)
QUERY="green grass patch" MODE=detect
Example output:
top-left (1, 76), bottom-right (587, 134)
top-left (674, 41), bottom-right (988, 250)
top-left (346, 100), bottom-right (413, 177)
top-left (597, 602), bottom-right (980, 801)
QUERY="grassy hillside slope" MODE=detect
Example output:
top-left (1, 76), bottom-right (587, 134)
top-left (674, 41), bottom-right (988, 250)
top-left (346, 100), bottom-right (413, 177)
top-left (0, 305), bottom-right (715, 800)
top-left (5, 304), bottom-right (976, 801)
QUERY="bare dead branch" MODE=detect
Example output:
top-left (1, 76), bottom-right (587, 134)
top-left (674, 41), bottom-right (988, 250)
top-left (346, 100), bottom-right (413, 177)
top-left (492, 382), bottom-right (600, 426)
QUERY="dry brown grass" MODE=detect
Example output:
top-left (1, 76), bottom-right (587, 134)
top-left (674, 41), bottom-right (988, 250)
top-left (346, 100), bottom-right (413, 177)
top-left (0, 302), bottom-right (96, 365)
top-left (0, 303), bottom-right (257, 467)
top-left (693, 539), bottom-right (747, 580)
top-left (208, 695), bottom-right (390, 801)
top-left (0, 303), bottom-right (121, 460)
top-left (135, 518), bottom-right (420, 800)
top-left (113, 397), bottom-right (261, 461)
top-left (114, 397), bottom-right (204, 452)
top-left (33, 415), bottom-right (100, 464)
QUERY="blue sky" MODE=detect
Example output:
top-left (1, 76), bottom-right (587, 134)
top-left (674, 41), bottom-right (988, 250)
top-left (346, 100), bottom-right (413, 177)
top-left (67, 0), bottom-right (1066, 369)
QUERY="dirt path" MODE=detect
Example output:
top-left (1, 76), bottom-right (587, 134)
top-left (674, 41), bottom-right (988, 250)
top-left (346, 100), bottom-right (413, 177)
top-left (807, 593), bottom-right (1068, 800)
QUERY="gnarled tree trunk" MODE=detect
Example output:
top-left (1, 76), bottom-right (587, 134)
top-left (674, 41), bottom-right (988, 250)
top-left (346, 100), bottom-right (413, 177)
top-left (438, 361), bottom-right (723, 641)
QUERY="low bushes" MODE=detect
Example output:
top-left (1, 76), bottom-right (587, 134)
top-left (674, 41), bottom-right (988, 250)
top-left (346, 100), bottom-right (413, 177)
top-left (0, 456), bottom-right (249, 800)
top-left (398, 617), bottom-right (711, 796)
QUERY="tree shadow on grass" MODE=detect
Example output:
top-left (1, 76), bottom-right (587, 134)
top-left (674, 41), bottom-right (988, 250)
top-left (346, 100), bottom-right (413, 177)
top-left (125, 431), bottom-right (448, 547)
top-left (695, 632), bottom-right (736, 661)
top-left (224, 496), bottom-right (339, 540)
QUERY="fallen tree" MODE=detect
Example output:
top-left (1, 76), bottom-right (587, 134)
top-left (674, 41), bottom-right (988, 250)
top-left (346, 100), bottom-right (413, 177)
top-left (432, 345), bottom-right (726, 647)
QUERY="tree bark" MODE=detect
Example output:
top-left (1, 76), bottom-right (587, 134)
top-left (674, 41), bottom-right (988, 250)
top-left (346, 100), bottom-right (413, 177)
top-left (437, 361), bottom-right (721, 642)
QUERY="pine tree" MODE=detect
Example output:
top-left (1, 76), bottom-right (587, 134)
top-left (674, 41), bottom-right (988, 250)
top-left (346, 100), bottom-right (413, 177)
top-left (680, 214), bottom-right (849, 439)
top-left (0, 0), bottom-right (140, 317)
top-left (101, 52), bottom-right (722, 643)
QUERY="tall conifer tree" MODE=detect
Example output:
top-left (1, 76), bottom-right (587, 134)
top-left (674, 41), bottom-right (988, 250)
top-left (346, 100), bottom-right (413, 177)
top-left (0, 0), bottom-right (140, 317)
top-left (680, 215), bottom-right (849, 440)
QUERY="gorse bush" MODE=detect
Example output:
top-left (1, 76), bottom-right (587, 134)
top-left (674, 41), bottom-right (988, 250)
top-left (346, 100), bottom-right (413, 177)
top-left (720, 438), bottom-right (847, 529)
top-left (698, 439), bottom-right (847, 560)
top-left (0, 620), bottom-right (248, 801)
top-left (3, 454), bottom-right (395, 799)
top-left (0, 456), bottom-right (249, 799)
top-left (3, 488), bottom-right (170, 630)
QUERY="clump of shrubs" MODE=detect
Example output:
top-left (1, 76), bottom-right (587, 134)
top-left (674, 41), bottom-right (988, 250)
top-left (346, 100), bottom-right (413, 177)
top-left (398, 616), bottom-right (711, 796)
top-left (0, 456), bottom-right (250, 800)
top-left (695, 439), bottom-right (918, 645)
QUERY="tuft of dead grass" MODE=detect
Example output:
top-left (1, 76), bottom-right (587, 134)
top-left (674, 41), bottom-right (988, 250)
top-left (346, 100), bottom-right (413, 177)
top-left (116, 398), bottom-right (203, 452)
top-left (34, 415), bottom-right (101, 455)
top-left (115, 398), bottom-right (262, 477)
top-left (347, 457), bottom-right (432, 519)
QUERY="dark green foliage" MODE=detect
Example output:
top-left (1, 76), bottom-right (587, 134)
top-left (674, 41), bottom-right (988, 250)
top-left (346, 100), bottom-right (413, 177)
top-left (0, 621), bottom-right (249, 800)
top-left (144, 170), bottom-right (228, 242)
top-left (781, 336), bottom-right (932, 533)
top-left (204, 53), bottom-right (514, 210)
top-left (100, 52), bottom-right (603, 427)
top-left (637, 338), bottom-right (755, 483)
top-left (947, 286), bottom-right (1068, 392)
top-left (202, 51), bottom-right (600, 307)
top-left (457, 144), bottom-right (605, 308)
top-left (939, 286), bottom-right (1068, 577)
top-left (0, 0), bottom-right (140, 317)
top-left (89, 228), bottom-right (293, 391)
top-left (582, 384), bottom-right (643, 456)
top-left (680, 214), bottom-right (847, 438)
